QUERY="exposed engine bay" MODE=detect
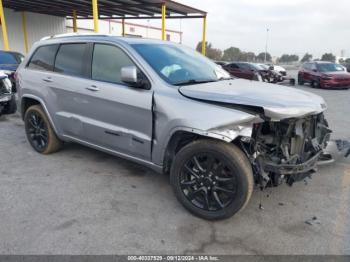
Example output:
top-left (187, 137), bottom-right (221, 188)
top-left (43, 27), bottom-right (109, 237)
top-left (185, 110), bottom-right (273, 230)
top-left (240, 113), bottom-right (332, 187)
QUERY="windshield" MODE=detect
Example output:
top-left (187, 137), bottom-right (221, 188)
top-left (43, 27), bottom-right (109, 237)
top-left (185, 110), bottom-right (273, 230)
top-left (131, 43), bottom-right (231, 85)
top-left (257, 64), bottom-right (269, 70)
top-left (0, 52), bottom-right (23, 65)
top-left (317, 63), bottom-right (345, 72)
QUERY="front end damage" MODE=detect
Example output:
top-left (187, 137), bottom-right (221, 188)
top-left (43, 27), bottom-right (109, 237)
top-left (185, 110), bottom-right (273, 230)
top-left (238, 113), bottom-right (332, 187)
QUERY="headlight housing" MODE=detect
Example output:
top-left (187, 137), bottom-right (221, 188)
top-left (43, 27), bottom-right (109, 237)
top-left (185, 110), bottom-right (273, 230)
top-left (0, 76), bottom-right (12, 94)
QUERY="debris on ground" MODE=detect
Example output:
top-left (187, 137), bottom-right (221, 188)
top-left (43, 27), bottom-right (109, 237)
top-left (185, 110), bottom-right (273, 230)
top-left (305, 216), bottom-right (321, 226)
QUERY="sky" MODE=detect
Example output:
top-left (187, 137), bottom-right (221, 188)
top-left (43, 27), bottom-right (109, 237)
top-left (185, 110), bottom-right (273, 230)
top-left (145, 0), bottom-right (350, 59)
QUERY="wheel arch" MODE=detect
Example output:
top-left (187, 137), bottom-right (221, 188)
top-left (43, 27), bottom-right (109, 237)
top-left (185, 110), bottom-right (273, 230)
top-left (21, 95), bottom-right (59, 135)
top-left (162, 128), bottom-right (243, 174)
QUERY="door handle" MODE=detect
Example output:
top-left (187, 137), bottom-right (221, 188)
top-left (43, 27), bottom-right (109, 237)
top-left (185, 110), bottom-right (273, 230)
top-left (86, 85), bottom-right (100, 92)
top-left (42, 77), bottom-right (53, 83)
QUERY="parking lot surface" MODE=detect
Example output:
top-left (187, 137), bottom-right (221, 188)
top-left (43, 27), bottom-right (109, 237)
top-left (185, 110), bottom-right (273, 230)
top-left (1, 76), bottom-right (350, 255)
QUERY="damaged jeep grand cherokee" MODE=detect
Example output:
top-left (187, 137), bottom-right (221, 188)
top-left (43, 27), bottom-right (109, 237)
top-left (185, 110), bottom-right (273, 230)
top-left (17, 35), bottom-right (331, 220)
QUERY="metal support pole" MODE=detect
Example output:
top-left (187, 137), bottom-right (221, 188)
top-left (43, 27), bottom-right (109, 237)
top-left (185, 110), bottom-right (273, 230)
top-left (201, 16), bottom-right (207, 55)
top-left (161, 3), bottom-right (166, 40)
top-left (122, 18), bottom-right (125, 36)
top-left (92, 0), bottom-right (99, 33)
top-left (21, 12), bottom-right (29, 53)
top-left (0, 0), bottom-right (9, 51)
top-left (73, 10), bottom-right (78, 32)
top-left (264, 28), bottom-right (269, 63)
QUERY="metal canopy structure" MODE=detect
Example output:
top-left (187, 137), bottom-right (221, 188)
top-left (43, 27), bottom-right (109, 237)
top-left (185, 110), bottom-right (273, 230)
top-left (3, 0), bottom-right (206, 19)
top-left (0, 0), bottom-right (207, 54)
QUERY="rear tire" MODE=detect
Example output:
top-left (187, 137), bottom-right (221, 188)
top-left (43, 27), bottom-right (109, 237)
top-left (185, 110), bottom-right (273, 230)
top-left (24, 105), bottom-right (63, 154)
top-left (170, 139), bottom-right (254, 220)
top-left (298, 74), bottom-right (304, 85)
top-left (311, 78), bottom-right (321, 88)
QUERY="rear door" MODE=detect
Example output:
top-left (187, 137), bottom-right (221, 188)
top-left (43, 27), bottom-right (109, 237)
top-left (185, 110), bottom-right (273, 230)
top-left (302, 63), bottom-right (313, 82)
top-left (225, 63), bottom-right (242, 78)
top-left (237, 63), bottom-right (254, 80)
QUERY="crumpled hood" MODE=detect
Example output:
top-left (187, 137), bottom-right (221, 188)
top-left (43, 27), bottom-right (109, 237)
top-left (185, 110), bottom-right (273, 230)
top-left (179, 79), bottom-right (327, 120)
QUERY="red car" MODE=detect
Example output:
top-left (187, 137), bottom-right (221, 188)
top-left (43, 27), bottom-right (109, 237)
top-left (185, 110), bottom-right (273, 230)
top-left (298, 61), bottom-right (350, 89)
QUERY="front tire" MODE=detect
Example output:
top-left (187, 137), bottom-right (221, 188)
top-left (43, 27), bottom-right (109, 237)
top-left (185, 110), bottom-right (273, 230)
top-left (24, 105), bottom-right (63, 154)
top-left (170, 140), bottom-right (254, 220)
top-left (298, 74), bottom-right (304, 85)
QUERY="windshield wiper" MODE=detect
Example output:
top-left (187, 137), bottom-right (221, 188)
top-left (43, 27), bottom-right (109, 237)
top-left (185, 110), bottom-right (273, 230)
top-left (174, 79), bottom-right (218, 86)
top-left (218, 76), bottom-right (235, 81)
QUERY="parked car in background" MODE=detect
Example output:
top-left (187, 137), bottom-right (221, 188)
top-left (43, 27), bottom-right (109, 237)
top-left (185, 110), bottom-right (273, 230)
top-left (223, 62), bottom-right (264, 81)
top-left (17, 35), bottom-right (331, 220)
top-left (298, 61), bottom-right (350, 89)
top-left (214, 61), bottom-right (229, 67)
top-left (0, 71), bottom-right (16, 116)
top-left (268, 64), bottom-right (287, 76)
top-left (0, 50), bottom-right (25, 92)
top-left (255, 63), bottom-right (284, 83)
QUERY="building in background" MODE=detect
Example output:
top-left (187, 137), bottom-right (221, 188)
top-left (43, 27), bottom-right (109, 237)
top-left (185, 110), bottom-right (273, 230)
top-left (0, 8), bottom-right (66, 54)
top-left (66, 19), bottom-right (182, 43)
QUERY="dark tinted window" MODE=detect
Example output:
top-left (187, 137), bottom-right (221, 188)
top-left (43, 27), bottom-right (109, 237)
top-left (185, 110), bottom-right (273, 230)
top-left (238, 63), bottom-right (252, 70)
top-left (54, 43), bottom-right (87, 77)
top-left (229, 63), bottom-right (239, 69)
top-left (0, 52), bottom-right (23, 65)
top-left (28, 45), bottom-right (59, 71)
top-left (92, 44), bottom-right (135, 84)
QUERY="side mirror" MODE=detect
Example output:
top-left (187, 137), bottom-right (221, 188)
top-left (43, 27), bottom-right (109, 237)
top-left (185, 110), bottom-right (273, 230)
top-left (269, 66), bottom-right (274, 70)
top-left (121, 66), bottom-right (150, 89)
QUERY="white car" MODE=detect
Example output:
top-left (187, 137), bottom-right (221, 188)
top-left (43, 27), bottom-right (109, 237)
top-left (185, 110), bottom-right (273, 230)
top-left (270, 65), bottom-right (287, 76)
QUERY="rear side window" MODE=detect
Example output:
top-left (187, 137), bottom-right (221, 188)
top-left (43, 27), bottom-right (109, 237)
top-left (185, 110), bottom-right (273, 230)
top-left (28, 45), bottom-right (59, 71)
top-left (54, 43), bottom-right (87, 77)
top-left (229, 63), bottom-right (239, 69)
top-left (92, 44), bottom-right (135, 84)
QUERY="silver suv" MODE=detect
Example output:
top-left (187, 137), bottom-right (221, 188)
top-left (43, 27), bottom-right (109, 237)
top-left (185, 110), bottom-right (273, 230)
top-left (17, 35), bottom-right (331, 220)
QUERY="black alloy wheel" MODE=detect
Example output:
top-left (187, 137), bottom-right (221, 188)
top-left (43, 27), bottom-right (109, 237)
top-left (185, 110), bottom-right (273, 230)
top-left (24, 105), bottom-right (63, 154)
top-left (25, 110), bottom-right (49, 152)
top-left (170, 140), bottom-right (253, 220)
top-left (179, 153), bottom-right (238, 211)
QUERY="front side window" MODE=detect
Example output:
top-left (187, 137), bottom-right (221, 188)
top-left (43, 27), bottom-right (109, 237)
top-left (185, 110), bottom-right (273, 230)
top-left (131, 43), bottom-right (230, 86)
top-left (92, 44), bottom-right (135, 84)
top-left (54, 43), bottom-right (87, 77)
top-left (28, 45), bottom-right (59, 71)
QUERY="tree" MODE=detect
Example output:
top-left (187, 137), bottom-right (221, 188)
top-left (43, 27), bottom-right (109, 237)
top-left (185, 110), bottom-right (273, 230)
top-left (321, 53), bottom-right (336, 62)
top-left (196, 41), bottom-right (222, 61)
top-left (256, 52), bottom-right (271, 62)
top-left (301, 53), bottom-right (313, 62)
top-left (278, 54), bottom-right (299, 63)
top-left (222, 47), bottom-right (242, 61)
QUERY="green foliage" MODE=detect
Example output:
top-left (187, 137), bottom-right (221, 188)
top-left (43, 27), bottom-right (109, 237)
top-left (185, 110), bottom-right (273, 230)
top-left (278, 54), bottom-right (299, 63)
top-left (301, 53), bottom-right (313, 62)
top-left (256, 52), bottom-right (272, 62)
top-left (196, 41), bottom-right (223, 61)
top-left (321, 53), bottom-right (336, 62)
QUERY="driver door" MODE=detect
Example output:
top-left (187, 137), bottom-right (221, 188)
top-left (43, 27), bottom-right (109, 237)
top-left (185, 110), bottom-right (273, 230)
top-left (85, 43), bottom-right (153, 160)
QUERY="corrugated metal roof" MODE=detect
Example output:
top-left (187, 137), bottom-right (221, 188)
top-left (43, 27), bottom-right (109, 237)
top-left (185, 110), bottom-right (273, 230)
top-left (3, 0), bottom-right (206, 19)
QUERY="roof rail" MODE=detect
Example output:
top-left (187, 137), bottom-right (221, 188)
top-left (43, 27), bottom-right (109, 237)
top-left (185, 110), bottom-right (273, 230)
top-left (40, 32), bottom-right (110, 41)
